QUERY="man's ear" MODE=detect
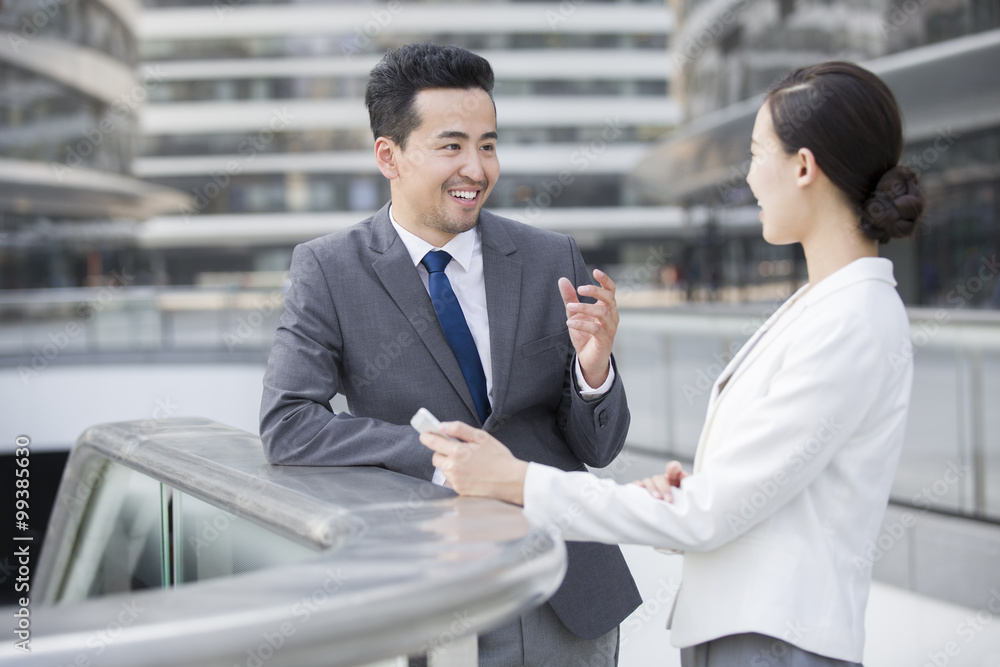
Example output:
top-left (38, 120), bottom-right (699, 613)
top-left (795, 147), bottom-right (820, 188)
top-left (374, 137), bottom-right (399, 180)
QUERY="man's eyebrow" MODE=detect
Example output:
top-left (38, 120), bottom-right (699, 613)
top-left (436, 130), bottom-right (499, 141)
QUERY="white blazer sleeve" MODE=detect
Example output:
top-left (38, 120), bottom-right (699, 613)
top-left (523, 311), bottom-right (891, 552)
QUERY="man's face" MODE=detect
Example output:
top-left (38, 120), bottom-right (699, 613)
top-left (382, 87), bottom-right (499, 245)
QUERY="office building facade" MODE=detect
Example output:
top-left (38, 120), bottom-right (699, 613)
top-left (0, 0), bottom-right (186, 289)
top-left (133, 0), bottom-right (681, 286)
top-left (636, 0), bottom-right (1000, 305)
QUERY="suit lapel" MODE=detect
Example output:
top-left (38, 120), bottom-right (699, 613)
top-left (693, 291), bottom-right (808, 472)
top-left (368, 204), bottom-right (479, 420)
top-left (480, 212), bottom-right (521, 426)
top-left (708, 288), bottom-right (808, 403)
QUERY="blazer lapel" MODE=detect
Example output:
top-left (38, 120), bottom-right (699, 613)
top-left (368, 204), bottom-right (480, 421)
top-left (708, 288), bottom-right (808, 403)
top-left (693, 290), bottom-right (808, 472)
top-left (479, 212), bottom-right (521, 426)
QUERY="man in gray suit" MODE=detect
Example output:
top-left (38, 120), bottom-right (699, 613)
top-left (260, 42), bottom-right (640, 665)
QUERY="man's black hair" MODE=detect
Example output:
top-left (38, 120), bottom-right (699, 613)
top-left (364, 42), bottom-right (495, 149)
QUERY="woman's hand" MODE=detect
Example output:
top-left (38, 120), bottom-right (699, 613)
top-left (632, 460), bottom-right (689, 501)
top-left (420, 421), bottom-right (529, 506)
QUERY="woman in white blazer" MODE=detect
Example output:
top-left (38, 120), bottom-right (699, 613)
top-left (422, 62), bottom-right (925, 666)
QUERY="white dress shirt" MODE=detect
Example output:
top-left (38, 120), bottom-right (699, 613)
top-left (388, 206), bottom-right (613, 484)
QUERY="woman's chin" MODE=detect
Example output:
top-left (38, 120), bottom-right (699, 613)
top-left (761, 223), bottom-right (797, 246)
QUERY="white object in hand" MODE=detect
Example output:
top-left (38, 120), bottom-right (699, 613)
top-left (410, 407), bottom-right (457, 440)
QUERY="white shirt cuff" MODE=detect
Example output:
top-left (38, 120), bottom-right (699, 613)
top-left (574, 356), bottom-right (614, 400)
top-left (522, 461), bottom-right (556, 515)
top-left (432, 467), bottom-right (447, 486)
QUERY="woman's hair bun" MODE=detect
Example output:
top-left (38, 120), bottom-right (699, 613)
top-left (859, 165), bottom-right (925, 243)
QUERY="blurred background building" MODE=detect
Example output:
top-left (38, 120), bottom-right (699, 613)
top-left (127, 0), bottom-right (681, 289)
top-left (634, 0), bottom-right (1000, 305)
top-left (0, 0), bottom-right (187, 289)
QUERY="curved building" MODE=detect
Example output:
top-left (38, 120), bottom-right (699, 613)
top-left (132, 0), bottom-right (682, 284)
top-left (0, 0), bottom-right (187, 289)
top-left (635, 0), bottom-right (1000, 305)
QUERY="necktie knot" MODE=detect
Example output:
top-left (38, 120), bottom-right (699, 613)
top-left (421, 250), bottom-right (452, 274)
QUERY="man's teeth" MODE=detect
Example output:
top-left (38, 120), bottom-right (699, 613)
top-left (450, 190), bottom-right (476, 200)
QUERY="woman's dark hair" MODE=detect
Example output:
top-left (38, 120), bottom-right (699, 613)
top-left (364, 42), bottom-right (495, 150)
top-left (766, 61), bottom-right (925, 243)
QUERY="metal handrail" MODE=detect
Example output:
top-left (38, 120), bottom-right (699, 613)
top-left (4, 418), bottom-right (565, 666)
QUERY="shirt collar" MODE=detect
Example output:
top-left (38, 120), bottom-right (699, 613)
top-left (388, 204), bottom-right (478, 272)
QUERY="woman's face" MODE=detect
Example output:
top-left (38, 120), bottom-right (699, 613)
top-left (746, 104), bottom-right (808, 245)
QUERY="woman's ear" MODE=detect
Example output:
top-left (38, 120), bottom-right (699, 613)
top-left (374, 137), bottom-right (399, 180)
top-left (795, 147), bottom-right (820, 188)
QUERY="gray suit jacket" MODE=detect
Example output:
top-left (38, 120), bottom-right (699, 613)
top-left (260, 202), bottom-right (640, 639)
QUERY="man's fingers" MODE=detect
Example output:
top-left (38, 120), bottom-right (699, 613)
top-left (558, 277), bottom-right (579, 307)
top-left (577, 270), bottom-right (617, 307)
top-left (592, 268), bottom-right (616, 293)
top-left (565, 302), bottom-right (610, 319)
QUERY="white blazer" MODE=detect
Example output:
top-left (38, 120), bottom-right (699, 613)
top-left (523, 257), bottom-right (913, 662)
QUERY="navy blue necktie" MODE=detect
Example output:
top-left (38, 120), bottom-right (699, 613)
top-left (421, 251), bottom-right (491, 424)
